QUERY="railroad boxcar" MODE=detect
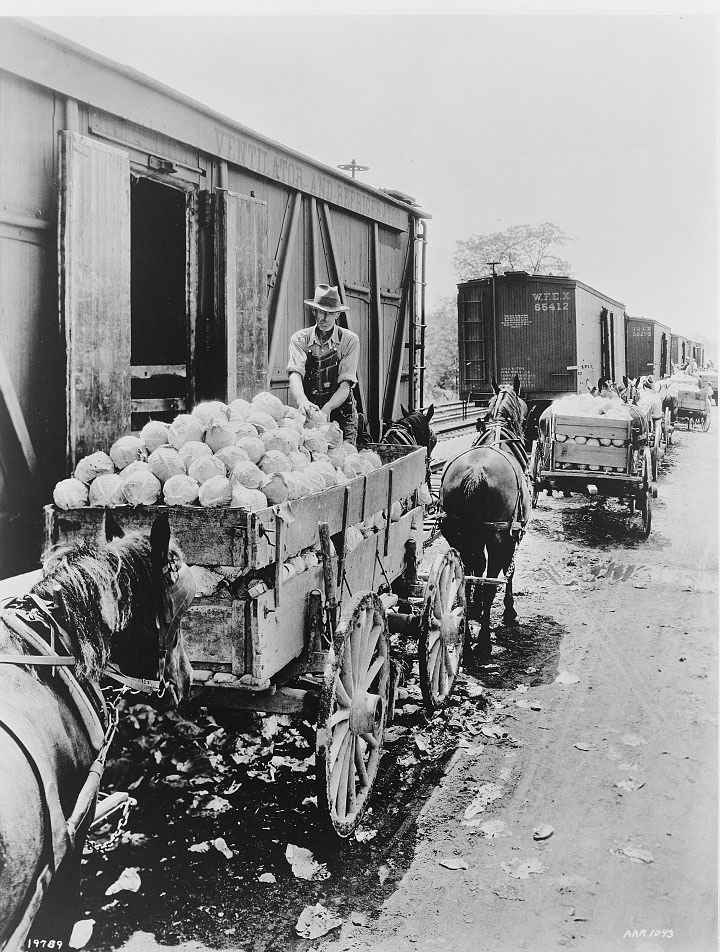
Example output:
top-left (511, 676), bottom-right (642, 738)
top-left (670, 333), bottom-right (691, 369)
top-left (457, 272), bottom-right (627, 407)
top-left (0, 19), bottom-right (429, 578)
top-left (624, 315), bottom-right (672, 379)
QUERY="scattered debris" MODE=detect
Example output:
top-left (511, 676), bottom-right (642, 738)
top-left (438, 856), bottom-right (469, 870)
top-left (478, 819), bottom-right (507, 838)
top-left (621, 734), bottom-right (647, 747)
top-left (555, 671), bottom-right (580, 685)
top-left (258, 872), bottom-right (276, 884)
top-left (378, 864), bottom-right (391, 885)
top-left (615, 779), bottom-right (646, 792)
top-left (285, 843), bottom-right (330, 881)
top-left (611, 845), bottom-right (654, 864)
top-left (533, 824), bottom-right (555, 841)
top-left (464, 782), bottom-right (504, 819)
top-left (69, 919), bottom-right (95, 949)
top-left (295, 903), bottom-right (342, 940)
top-left (503, 858), bottom-right (546, 879)
top-left (384, 725), bottom-right (409, 744)
top-left (573, 742), bottom-right (597, 751)
top-left (212, 837), bottom-right (234, 859)
top-left (355, 829), bottom-right (377, 843)
top-left (188, 841), bottom-right (211, 853)
top-left (105, 867), bottom-right (141, 896)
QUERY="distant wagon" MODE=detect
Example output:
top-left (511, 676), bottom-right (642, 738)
top-left (457, 271), bottom-right (627, 421)
top-left (625, 316), bottom-right (672, 379)
top-left (0, 20), bottom-right (429, 578)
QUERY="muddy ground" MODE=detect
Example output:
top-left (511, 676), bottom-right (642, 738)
top-left (49, 422), bottom-right (717, 952)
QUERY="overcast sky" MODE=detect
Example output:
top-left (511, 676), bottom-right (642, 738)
top-left (30, 9), bottom-right (718, 352)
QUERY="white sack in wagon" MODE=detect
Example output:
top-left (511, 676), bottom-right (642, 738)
top-left (289, 555), bottom-right (306, 575)
top-left (262, 430), bottom-right (296, 458)
top-left (235, 436), bottom-right (265, 465)
top-left (303, 550), bottom-right (319, 568)
top-left (281, 415), bottom-right (304, 436)
top-left (230, 460), bottom-right (268, 492)
top-left (88, 473), bottom-right (125, 507)
top-left (342, 454), bottom-right (366, 479)
top-left (247, 410), bottom-right (278, 434)
top-left (74, 451), bottom-right (115, 485)
top-left (140, 420), bottom-right (171, 454)
top-left (251, 390), bottom-right (286, 422)
top-left (53, 477), bottom-right (89, 509)
top-left (277, 425), bottom-right (302, 450)
top-left (390, 500), bottom-right (403, 522)
top-left (204, 421), bottom-right (237, 453)
top-left (192, 401), bottom-right (229, 427)
top-left (188, 455), bottom-right (227, 485)
top-left (333, 468), bottom-right (348, 485)
top-left (163, 473), bottom-right (200, 506)
top-left (284, 405), bottom-right (305, 424)
top-left (326, 445), bottom-right (348, 468)
top-left (199, 475), bottom-right (233, 508)
top-left (168, 414), bottom-right (205, 450)
top-left (148, 446), bottom-right (185, 484)
top-left (178, 440), bottom-right (212, 470)
top-left (230, 484), bottom-right (267, 512)
top-left (227, 397), bottom-right (252, 421)
top-left (259, 450), bottom-right (292, 476)
top-left (344, 525), bottom-right (363, 552)
top-left (110, 435), bottom-right (146, 470)
top-left (121, 469), bottom-right (161, 507)
top-left (121, 460), bottom-right (151, 479)
top-left (417, 483), bottom-right (433, 505)
top-left (303, 469), bottom-right (327, 493)
top-left (214, 445), bottom-right (250, 473)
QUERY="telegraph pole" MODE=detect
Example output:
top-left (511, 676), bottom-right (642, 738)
top-left (487, 261), bottom-right (500, 385)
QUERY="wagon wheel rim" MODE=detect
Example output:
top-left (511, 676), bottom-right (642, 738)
top-left (639, 449), bottom-right (652, 537)
top-left (419, 549), bottom-right (466, 713)
top-left (316, 591), bottom-right (390, 837)
top-left (664, 407), bottom-right (672, 448)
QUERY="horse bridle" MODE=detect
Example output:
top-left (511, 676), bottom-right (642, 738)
top-left (489, 388), bottom-right (525, 435)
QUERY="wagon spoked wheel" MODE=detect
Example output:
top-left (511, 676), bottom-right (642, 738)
top-left (418, 549), bottom-right (466, 713)
top-left (316, 591), bottom-right (390, 838)
top-left (638, 448), bottom-right (652, 538)
top-left (529, 441), bottom-right (540, 509)
top-left (663, 407), bottom-right (672, 449)
top-left (702, 406), bottom-right (711, 432)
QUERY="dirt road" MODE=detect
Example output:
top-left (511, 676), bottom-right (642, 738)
top-left (69, 421), bottom-right (716, 952)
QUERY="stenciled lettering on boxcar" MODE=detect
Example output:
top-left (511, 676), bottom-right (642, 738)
top-left (500, 366), bottom-right (535, 389)
top-left (532, 290), bottom-right (571, 313)
top-left (501, 313), bottom-right (531, 328)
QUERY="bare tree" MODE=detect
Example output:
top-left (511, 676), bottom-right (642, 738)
top-left (454, 222), bottom-right (574, 281)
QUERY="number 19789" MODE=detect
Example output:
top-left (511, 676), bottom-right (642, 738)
top-left (27, 941), bottom-right (64, 948)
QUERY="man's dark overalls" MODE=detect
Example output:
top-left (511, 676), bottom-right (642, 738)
top-left (303, 327), bottom-right (358, 445)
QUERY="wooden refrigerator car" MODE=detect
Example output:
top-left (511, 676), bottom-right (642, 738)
top-left (457, 271), bottom-right (627, 410)
top-left (624, 315), bottom-right (671, 379)
top-left (0, 19), bottom-right (429, 577)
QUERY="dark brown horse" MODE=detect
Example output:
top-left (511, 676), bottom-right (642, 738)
top-left (439, 377), bottom-right (530, 665)
top-left (0, 514), bottom-right (194, 948)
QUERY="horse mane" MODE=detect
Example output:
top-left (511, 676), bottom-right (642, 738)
top-left (31, 533), bottom-right (163, 681)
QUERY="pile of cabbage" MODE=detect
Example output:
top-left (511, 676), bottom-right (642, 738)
top-left (53, 392), bottom-right (385, 512)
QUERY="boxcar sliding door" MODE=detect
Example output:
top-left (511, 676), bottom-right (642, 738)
top-left (216, 189), bottom-right (269, 401)
top-left (58, 131), bottom-right (131, 467)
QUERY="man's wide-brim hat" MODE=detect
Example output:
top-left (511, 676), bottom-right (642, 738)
top-left (304, 284), bottom-right (350, 313)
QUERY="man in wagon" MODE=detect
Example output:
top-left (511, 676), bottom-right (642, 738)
top-left (288, 284), bottom-right (360, 445)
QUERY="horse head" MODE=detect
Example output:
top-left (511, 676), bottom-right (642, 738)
top-left (36, 514), bottom-right (195, 711)
top-left (388, 404), bottom-right (437, 457)
top-left (621, 376), bottom-right (641, 405)
top-left (488, 375), bottom-right (528, 439)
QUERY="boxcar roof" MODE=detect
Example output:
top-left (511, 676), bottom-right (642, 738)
top-left (625, 315), bottom-right (671, 333)
top-left (1, 18), bottom-right (430, 225)
top-left (457, 273), bottom-right (625, 310)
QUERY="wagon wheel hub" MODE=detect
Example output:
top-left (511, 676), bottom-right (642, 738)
top-left (349, 690), bottom-right (384, 735)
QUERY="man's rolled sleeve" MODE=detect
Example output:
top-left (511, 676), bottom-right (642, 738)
top-left (287, 332), bottom-right (308, 378)
top-left (337, 334), bottom-right (359, 386)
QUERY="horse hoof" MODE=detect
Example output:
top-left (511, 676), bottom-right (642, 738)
top-left (502, 613), bottom-right (518, 627)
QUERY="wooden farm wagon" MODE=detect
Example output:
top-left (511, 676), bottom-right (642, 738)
top-left (44, 444), bottom-right (466, 836)
top-left (529, 409), bottom-right (656, 538)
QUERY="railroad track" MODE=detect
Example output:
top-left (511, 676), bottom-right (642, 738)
top-left (430, 399), bottom-right (484, 438)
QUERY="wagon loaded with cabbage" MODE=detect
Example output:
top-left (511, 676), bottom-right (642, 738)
top-left (529, 394), bottom-right (656, 538)
top-left (44, 395), bottom-right (465, 837)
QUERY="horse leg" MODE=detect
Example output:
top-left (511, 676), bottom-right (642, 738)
top-left (474, 546), bottom-right (503, 665)
top-left (502, 541), bottom-right (519, 625)
top-left (463, 551), bottom-right (485, 663)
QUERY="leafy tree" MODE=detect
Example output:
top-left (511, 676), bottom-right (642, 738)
top-left (424, 296), bottom-right (459, 401)
top-left (454, 222), bottom-right (574, 282)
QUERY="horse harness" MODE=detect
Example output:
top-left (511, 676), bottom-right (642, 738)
top-left (0, 593), bottom-right (113, 886)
